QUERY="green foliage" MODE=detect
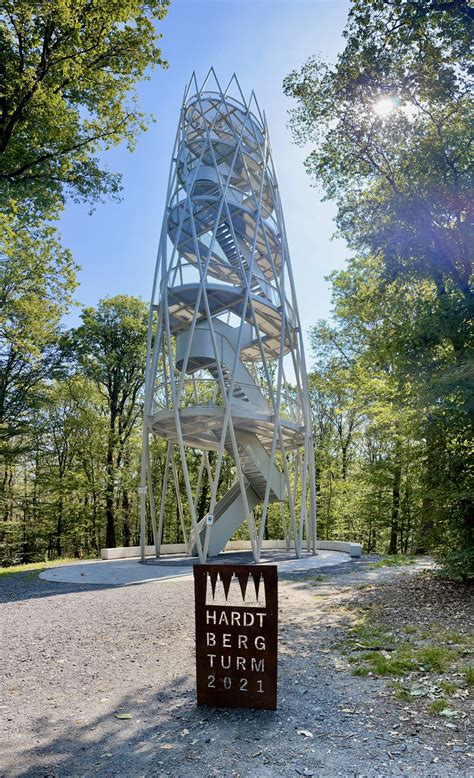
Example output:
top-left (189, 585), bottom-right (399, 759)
top-left (70, 295), bottom-right (149, 397)
top-left (309, 319), bottom-right (424, 553)
top-left (430, 700), bottom-right (449, 715)
top-left (0, 0), bottom-right (169, 214)
top-left (435, 548), bottom-right (474, 583)
top-left (347, 622), bottom-right (393, 648)
top-left (370, 556), bottom-right (417, 569)
top-left (0, 557), bottom-right (83, 576)
top-left (417, 646), bottom-right (458, 673)
top-left (1, 2), bottom-right (174, 563)
top-left (285, 0), bottom-right (473, 571)
top-left (0, 208), bottom-right (78, 442)
top-left (438, 681), bottom-right (458, 696)
top-left (348, 633), bottom-right (457, 678)
top-left (364, 650), bottom-right (416, 677)
top-left (391, 682), bottom-right (411, 702)
top-left (68, 296), bottom-right (149, 548)
top-left (284, 2), bottom-right (472, 306)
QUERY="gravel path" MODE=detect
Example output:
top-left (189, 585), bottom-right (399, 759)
top-left (1, 559), bottom-right (470, 777)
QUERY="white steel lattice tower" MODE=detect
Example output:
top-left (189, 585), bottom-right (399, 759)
top-left (140, 71), bottom-right (317, 563)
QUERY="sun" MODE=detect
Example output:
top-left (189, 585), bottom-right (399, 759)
top-left (373, 97), bottom-right (396, 117)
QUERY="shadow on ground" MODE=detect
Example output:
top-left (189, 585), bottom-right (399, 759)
top-left (0, 554), bottom-right (370, 605)
top-left (4, 675), bottom-right (285, 777)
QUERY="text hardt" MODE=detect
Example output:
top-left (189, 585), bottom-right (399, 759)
top-left (205, 608), bottom-right (267, 672)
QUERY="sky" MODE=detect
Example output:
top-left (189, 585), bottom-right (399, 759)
top-left (59, 0), bottom-right (351, 355)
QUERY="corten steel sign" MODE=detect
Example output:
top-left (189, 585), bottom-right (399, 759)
top-left (194, 564), bottom-right (278, 710)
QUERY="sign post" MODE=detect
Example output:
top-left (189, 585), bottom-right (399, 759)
top-left (194, 564), bottom-right (277, 710)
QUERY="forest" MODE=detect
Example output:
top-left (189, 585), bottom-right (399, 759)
top-left (1, 0), bottom-right (472, 578)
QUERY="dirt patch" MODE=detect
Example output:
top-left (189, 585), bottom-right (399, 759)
top-left (330, 571), bottom-right (473, 759)
top-left (352, 571), bottom-right (473, 636)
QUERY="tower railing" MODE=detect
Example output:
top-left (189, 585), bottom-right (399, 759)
top-left (140, 70), bottom-right (317, 563)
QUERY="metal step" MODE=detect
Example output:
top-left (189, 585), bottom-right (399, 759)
top-left (189, 482), bottom-right (260, 557)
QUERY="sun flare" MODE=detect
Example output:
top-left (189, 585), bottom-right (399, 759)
top-left (373, 97), bottom-right (396, 117)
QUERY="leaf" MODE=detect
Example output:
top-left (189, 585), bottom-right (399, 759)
top-left (409, 685), bottom-right (428, 697)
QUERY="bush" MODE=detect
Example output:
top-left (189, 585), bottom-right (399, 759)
top-left (435, 549), bottom-right (474, 583)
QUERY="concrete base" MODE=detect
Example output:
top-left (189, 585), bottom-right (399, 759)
top-left (316, 540), bottom-right (361, 557)
top-left (39, 549), bottom-right (353, 586)
top-left (100, 539), bottom-right (362, 560)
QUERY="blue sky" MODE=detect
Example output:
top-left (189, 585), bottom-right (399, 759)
top-left (59, 0), bottom-right (350, 354)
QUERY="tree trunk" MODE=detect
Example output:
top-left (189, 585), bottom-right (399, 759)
top-left (326, 472), bottom-right (333, 540)
top-left (2, 458), bottom-right (10, 521)
top-left (105, 430), bottom-right (116, 548)
top-left (367, 512), bottom-right (373, 553)
top-left (388, 464), bottom-right (401, 555)
top-left (197, 467), bottom-right (210, 522)
top-left (341, 445), bottom-right (348, 481)
top-left (174, 503), bottom-right (179, 544)
top-left (56, 495), bottom-right (63, 557)
top-left (403, 478), bottom-right (412, 554)
top-left (416, 442), bottom-right (436, 553)
top-left (122, 487), bottom-right (131, 547)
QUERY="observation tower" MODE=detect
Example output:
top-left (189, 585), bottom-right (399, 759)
top-left (139, 71), bottom-right (316, 563)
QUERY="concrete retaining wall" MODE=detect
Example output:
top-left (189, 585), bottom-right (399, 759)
top-left (315, 540), bottom-right (361, 557)
top-left (101, 543), bottom-right (186, 559)
top-left (101, 538), bottom-right (362, 560)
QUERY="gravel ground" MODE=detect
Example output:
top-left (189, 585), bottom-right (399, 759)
top-left (1, 558), bottom-right (471, 777)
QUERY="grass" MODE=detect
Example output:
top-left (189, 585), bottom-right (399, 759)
top-left (0, 558), bottom-right (83, 578)
top-left (419, 625), bottom-right (472, 646)
top-left (369, 555), bottom-right (417, 569)
top-left (347, 621), bottom-right (393, 643)
top-left (464, 666), bottom-right (474, 687)
top-left (342, 613), bottom-right (459, 680)
top-left (430, 700), bottom-right (450, 715)
top-left (440, 629), bottom-right (468, 644)
top-left (390, 681), bottom-right (412, 702)
top-left (367, 650), bottom-right (416, 677)
top-left (352, 666), bottom-right (370, 677)
top-left (439, 680), bottom-right (458, 695)
top-left (416, 646), bottom-right (458, 672)
top-left (349, 643), bottom-right (458, 678)
top-left (335, 572), bottom-right (470, 722)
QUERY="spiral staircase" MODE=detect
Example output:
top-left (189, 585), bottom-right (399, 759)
top-left (141, 72), bottom-right (316, 563)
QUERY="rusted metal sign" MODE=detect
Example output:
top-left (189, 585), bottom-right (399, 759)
top-left (194, 564), bottom-right (277, 710)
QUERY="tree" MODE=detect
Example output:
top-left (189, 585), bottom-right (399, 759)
top-left (0, 0), bottom-right (169, 214)
top-left (309, 313), bottom-right (426, 554)
top-left (284, 0), bottom-right (473, 567)
top-left (69, 296), bottom-right (148, 547)
top-left (0, 2), bottom-right (174, 564)
top-left (0, 208), bottom-right (78, 444)
top-left (284, 0), bottom-right (472, 320)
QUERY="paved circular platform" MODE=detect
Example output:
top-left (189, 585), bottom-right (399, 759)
top-left (38, 549), bottom-right (351, 586)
